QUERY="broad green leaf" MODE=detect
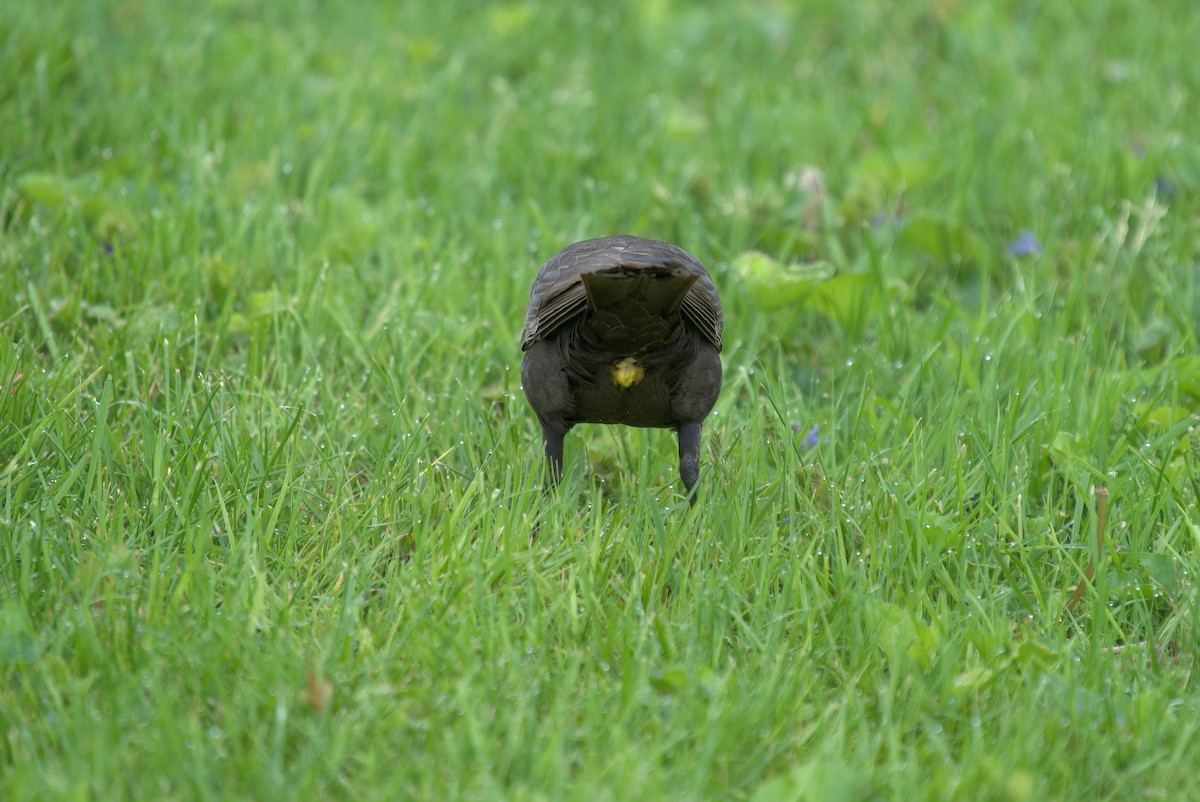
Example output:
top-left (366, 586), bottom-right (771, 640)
top-left (733, 250), bottom-right (834, 311)
top-left (805, 273), bottom-right (881, 328)
top-left (16, 172), bottom-right (77, 207)
top-left (750, 758), bottom-right (870, 802)
top-left (949, 666), bottom-right (995, 698)
top-left (1014, 640), bottom-right (1057, 672)
top-left (853, 149), bottom-right (939, 194)
top-left (1169, 354), bottom-right (1200, 400)
top-left (664, 103), bottom-right (707, 141)
top-left (248, 288), bottom-right (286, 317)
top-left (1142, 553), bottom-right (1184, 594)
top-left (488, 3), bottom-right (536, 38)
top-left (863, 598), bottom-right (940, 671)
top-left (842, 148), bottom-right (938, 214)
top-left (321, 186), bottom-right (381, 260)
top-left (1132, 402), bottom-right (1189, 434)
top-left (15, 171), bottom-right (134, 235)
top-left (898, 213), bottom-right (991, 268)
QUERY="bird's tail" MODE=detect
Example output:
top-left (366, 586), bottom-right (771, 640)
top-left (580, 265), bottom-right (699, 314)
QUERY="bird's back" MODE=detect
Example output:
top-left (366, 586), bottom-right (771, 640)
top-left (520, 235), bottom-right (722, 353)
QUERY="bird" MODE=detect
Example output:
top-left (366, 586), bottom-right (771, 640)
top-left (520, 235), bottom-right (723, 503)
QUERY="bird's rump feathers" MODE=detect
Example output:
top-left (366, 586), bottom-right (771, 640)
top-left (520, 235), bottom-right (722, 352)
top-left (580, 265), bottom-right (698, 317)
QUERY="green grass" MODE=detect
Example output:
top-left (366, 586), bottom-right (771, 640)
top-left (3, 0), bottom-right (1200, 799)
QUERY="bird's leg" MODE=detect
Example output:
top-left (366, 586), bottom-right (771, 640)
top-left (677, 421), bottom-right (702, 505)
top-left (530, 424), bottom-right (566, 541)
top-left (541, 423), bottom-right (565, 488)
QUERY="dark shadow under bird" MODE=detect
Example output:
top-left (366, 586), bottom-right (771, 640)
top-left (520, 235), bottom-right (723, 503)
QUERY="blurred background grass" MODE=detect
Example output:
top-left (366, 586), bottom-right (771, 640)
top-left (2, 1), bottom-right (1200, 799)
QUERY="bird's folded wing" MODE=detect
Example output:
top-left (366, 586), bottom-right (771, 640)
top-left (521, 278), bottom-right (587, 351)
top-left (682, 286), bottom-right (723, 351)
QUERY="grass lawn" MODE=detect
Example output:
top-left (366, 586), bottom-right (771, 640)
top-left (3, 1), bottom-right (1200, 799)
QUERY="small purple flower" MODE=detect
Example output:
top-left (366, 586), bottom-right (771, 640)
top-left (800, 424), bottom-right (820, 449)
top-left (1008, 230), bottom-right (1042, 256)
top-left (1155, 174), bottom-right (1177, 200)
top-left (869, 211), bottom-right (904, 229)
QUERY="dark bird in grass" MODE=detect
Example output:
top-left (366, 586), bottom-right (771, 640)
top-left (520, 235), bottom-right (723, 503)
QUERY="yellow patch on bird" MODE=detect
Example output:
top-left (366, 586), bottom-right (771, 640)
top-left (609, 357), bottom-right (645, 388)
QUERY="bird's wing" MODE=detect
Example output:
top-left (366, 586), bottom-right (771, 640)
top-left (682, 284), bottom-right (723, 351)
top-left (520, 275), bottom-right (587, 351)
